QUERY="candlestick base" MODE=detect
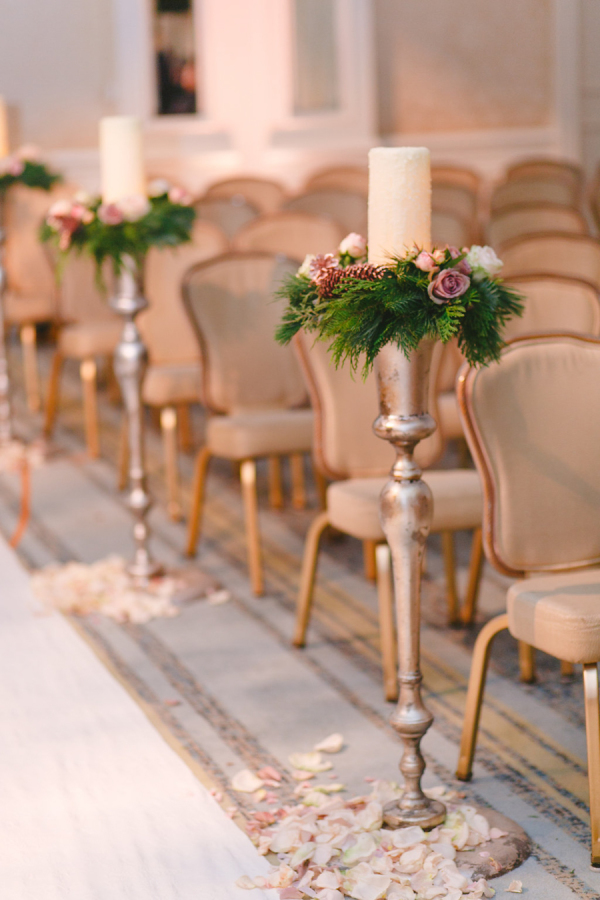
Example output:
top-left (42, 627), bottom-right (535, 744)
top-left (383, 799), bottom-right (446, 830)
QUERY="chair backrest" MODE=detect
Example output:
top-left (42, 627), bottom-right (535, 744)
top-left (304, 166), bottom-right (368, 196)
top-left (284, 189), bottom-right (368, 237)
top-left (139, 220), bottom-right (229, 365)
top-left (232, 211), bottom-right (343, 260)
top-left (432, 182), bottom-right (478, 225)
top-left (503, 274), bottom-right (600, 341)
top-left (491, 178), bottom-right (579, 212)
top-left (501, 233), bottom-right (600, 289)
top-left (431, 210), bottom-right (473, 249)
top-left (432, 165), bottom-right (482, 195)
top-left (204, 177), bottom-right (286, 215)
top-left (505, 158), bottom-right (583, 192)
top-left (294, 331), bottom-right (444, 480)
top-left (56, 254), bottom-right (115, 325)
top-left (182, 252), bottom-right (307, 414)
top-left (193, 196), bottom-right (258, 238)
top-left (4, 182), bottom-right (74, 303)
top-left (458, 335), bottom-right (600, 577)
top-left (487, 203), bottom-right (588, 250)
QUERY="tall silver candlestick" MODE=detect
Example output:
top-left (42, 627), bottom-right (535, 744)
top-left (110, 254), bottom-right (161, 581)
top-left (0, 194), bottom-right (13, 444)
top-left (374, 338), bottom-right (445, 829)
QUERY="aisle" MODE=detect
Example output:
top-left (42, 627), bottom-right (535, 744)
top-left (0, 537), bottom-right (274, 900)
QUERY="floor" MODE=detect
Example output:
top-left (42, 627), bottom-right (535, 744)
top-left (3, 338), bottom-right (600, 898)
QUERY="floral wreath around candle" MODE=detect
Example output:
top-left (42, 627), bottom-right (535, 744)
top-left (276, 233), bottom-right (523, 373)
top-left (0, 146), bottom-right (61, 194)
top-left (40, 178), bottom-right (195, 275)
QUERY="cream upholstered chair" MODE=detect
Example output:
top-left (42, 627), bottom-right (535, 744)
top-left (232, 211), bottom-right (343, 260)
top-left (505, 157), bottom-right (583, 193)
top-left (292, 333), bottom-right (485, 699)
top-left (3, 182), bottom-right (73, 411)
top-left (455, 334), bottom-right (600, 866)
top-left (204, 177), bottom-right (286, 215)
top-left (284, 190), bottom-right (368, 237)
top-left (491, 178), bottom-right (580, 213)
top-left (432, 165), bottom-right (482, 195)
top-left (44, 253), bottom-right (121, 457)
top-left (431, 210), bottom-right (474, 250)
top-left (182, 252), bottom-right (313, 595)
top-left (487, 203), bottom-right (588, 250)
top-left (304, 166), bottom-right (368, 196)
top-left (501, 233), bottom-right (600, 288)
top-left (132, 220), bottom-right (229, 519)
top-left (194, 196), bottom-right (258, 239)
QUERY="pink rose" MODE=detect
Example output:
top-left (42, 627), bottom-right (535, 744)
top-left (447, 246), bottom-right (471, 274)
top-left (427, 267), bottom-right (471, 304)
top-left (116, 194), bottom-right (151, 222)
top-left (432, 249), bottom-right (446, 263)
top-left (339, 232), bottom-right (367, 259)
top-left (168, 185), bottom-right (192, 206)
top-left (414, 251), bottom-right (438, 273)
top-left (7, 158), bottom-right (24, 177)
top-left (98, 203), bottom-right (124, 225)
top-left (309, 253), bottom-right (340, 284)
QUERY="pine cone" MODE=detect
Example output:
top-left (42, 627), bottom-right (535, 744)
top-left (316, 267), bottom-right (346, 298)
top-left (317, 262), bottom-right (386, 298)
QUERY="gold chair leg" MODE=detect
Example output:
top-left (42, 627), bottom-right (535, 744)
top-left (80, 358), bottom-right (99, 458)
top-left (461, 528), bottom-right (485, 626)
top-left (314, 467), bottom-right (328, 511)
top-left (441, 530), bottom-right (460, 625)
top-left (185, 446), bottom-right (211, 557)
top-left (161, 406), bottom-right (182, 521)
top-left (456, 613), bottom-right (509, 781)
top-left (117, 413), bottom-right (128, 491)
top-left (267, 456), bottom-right (284, 509)
top-left (290, 452), bottom-right (306, 510)
top-left (519, 641), bottom-right (536, 683)
top-left (583, 663), bottom-right (600, 866)
top-left (363, 539), bottom-right (377, 582)
top-left (375, 543), bottom-right (398, 702)
top-left (240, 459), bottom-right (263, 596)
top-left (293, 510), bottom-right (330, 647)
top-left (20, 325), bottom-right (40, 412)
top-left (177, 403), bottom-right (193, 452)
top-left (43, 350), bottom-right (63, 438)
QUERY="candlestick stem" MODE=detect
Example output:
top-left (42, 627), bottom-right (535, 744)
top-left (374, 339), bottom-right (445, 829)
top-left (110, 255), bottom-right (161, 582)
top-left (0, 194), bottom-right (13, 445)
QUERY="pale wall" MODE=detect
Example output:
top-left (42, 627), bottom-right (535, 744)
top-left (0, 0), bottom-right (114, 150)
top-left (374, 0), bottom-right (554, 136)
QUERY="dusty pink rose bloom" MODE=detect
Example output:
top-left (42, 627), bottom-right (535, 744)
top-left (309, 253), bottom-right (340, 284)
top-left (432, 248), bottom-right (446, 263)
top-left (7, 158), bottom-right (24, 177)
top-left (427, 267), bottom-right (471, 304)
top-left (339, 232), bottom-right (367, 258)
top-left (168, 185), bottom-right (192, 206)
top-left (98, 203), bottom-right (124, 226)
top-left (447, 246), bottom-right (471, 274)
top-left (414, 251), bottom-right (437, 273)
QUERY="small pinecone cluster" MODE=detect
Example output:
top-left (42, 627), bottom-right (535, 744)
top-left (317, 262), bottom-right (385, 298)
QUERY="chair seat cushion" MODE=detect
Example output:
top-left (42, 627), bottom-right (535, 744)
top-left (327, 469), bottom-right (483, 542)
top-left (4, 291), bottom-right (55, 324)
top-left (508, 568), bottom-right (600, 664)
top-left (58, 321), bottom-right (122, 359)
top-left (142, 362), bottom-right (202, 407)
top-left (206, 409), bottom-right (313, 459)
top-left (438, 390), bottom-right (463, 440)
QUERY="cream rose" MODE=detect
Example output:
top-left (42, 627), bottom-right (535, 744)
top-left (466, 245), bottom-right (503, 281)
top-left (339, 233), bottom-right (367, 259)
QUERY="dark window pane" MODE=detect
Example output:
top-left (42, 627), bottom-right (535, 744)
top-left (154, 0), bottom-right (198, 115)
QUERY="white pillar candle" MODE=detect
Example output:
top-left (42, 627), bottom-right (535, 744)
top-left (0, 97), bottom-right (10, 158)
top-left (99, 116), bottom-right (146, 204)
top-left (368, 147), bottom-right (431, 266)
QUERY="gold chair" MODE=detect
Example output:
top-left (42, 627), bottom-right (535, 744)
top-left (204, 176), bottom-right (287, 215)
top-left (284, 189), bottom-right (367, 237)
top-left (304, 165), bottom-right (368, 196)
top-left (182, 252), bottom-right (313, 596)
top-left (44, 254), bottom-right (121, 457)
top-left (193, 196), bottom-right (258, 239)
top-left (133, 219), bottom-right (229, 519)
top-left (491, 178), bottom-right (580, 213)
top-left (232, 210), bottom-right (343, 259)
top-left (487, 203), bottom-right (588, 250)
top-left (501, 233), bottom-right (600, 288)
top-left (505, 157), bottom-right (583, 193)
top-left (292, 333), bottom-right (485, 700)
top-left (455, 334), bottom-right (600, 866)
top-left (3, 183), bottom-right (74, 411)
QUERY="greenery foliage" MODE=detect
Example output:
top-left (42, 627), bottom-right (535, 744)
top-left (0, 159), bottom-right (61, 194)
top-left (276, 247), bottom-right (523, 374)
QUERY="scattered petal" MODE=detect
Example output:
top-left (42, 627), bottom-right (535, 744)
top-left (235, 875), bottom-right (257, 889)
top-left (314, 733), bottom-right (344, 754)
top-left (292, 769), bottom-right (316, 781)
top-left (289, 751), bottom-right (333, 773)
top-left (490, 827), bottom-right (508, 839)
top-left (231, 770), bottom-right (264, 793)
top-left (253, 789), bottom-right (267, 803)
top-left (507, 881), bottom-right (523, 894)
top-left (257, 766), bottom-right (282, 782)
